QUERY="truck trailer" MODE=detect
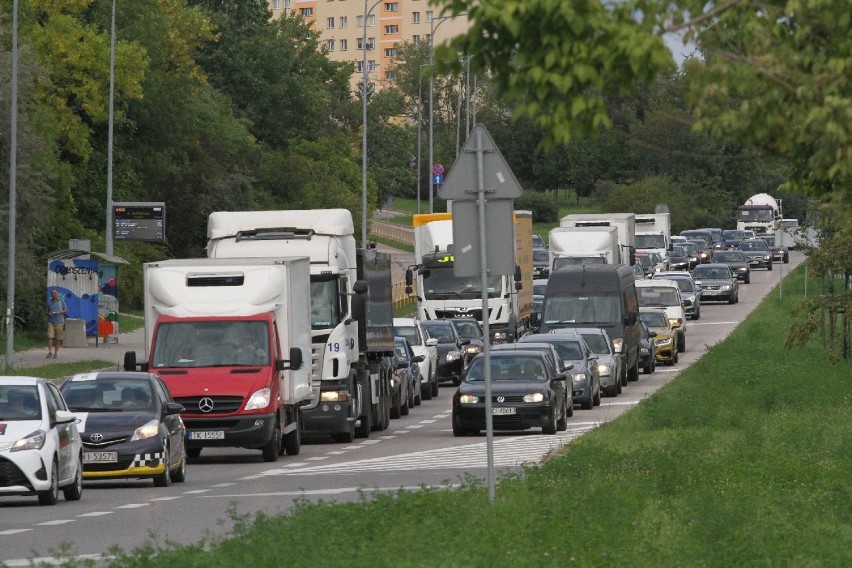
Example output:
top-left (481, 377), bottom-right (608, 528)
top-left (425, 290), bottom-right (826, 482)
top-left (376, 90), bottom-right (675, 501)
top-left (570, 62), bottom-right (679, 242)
top-left (559, 213), bottom-right (636, 266)
top-left (205, 209), bottom-right (393, 442)
top-left (548, 226), bottom-right (620, 270)
top-left (124, 257), bottom-right (312, 462)
top-left (634, 213), bottom-right (672, 265)
top-left (408, 211), bottom-right (533, 343)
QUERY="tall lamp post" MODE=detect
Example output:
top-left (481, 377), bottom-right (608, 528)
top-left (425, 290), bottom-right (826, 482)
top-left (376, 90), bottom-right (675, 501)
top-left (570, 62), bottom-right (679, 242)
top-left (361, 0), bottom-right (382, 249)
top-left (416, 63), bottom-right (430, 215)
top-left (428, 13), bottom-right (465, 213)
top-left (106, 0), bottom-right (116, 255)
top-left (5, 0), bottom-right (19, 369)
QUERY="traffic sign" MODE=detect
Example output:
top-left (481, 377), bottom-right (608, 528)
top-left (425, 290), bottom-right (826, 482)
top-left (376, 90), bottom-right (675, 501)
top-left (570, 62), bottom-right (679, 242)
top-left (439, 124), bottom-right (523, 201)
top-left (433, 174), bottom-right (444, 185)
top-left (432, 163), bottom-right (445, 176)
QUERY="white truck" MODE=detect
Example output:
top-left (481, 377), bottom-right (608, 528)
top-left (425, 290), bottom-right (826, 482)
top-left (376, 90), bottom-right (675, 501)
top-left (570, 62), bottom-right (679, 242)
top-left (736, 193), bottom-right (782, 236)
top-left (124, 258), bottom-right (312, 462)
top-left (408, 212), bottom-right (533, 343)
top-left (548, 226), bottom-right (620, 270)
top-left (634, 213), bottom-right (672, 265)
top-left (206, 209), bottom-right (393, 443)
top-left (559, 213), bottom-right (636, 266)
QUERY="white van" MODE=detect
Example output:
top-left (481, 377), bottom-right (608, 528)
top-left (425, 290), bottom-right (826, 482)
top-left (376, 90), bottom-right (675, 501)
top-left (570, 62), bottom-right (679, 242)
top-left (634, 279), bottom-right (687, 353)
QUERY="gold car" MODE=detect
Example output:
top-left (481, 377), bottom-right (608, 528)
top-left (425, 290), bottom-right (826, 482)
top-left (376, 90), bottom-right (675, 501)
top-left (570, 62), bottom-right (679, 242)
top-left (639, 309), bottom-right (678, 365)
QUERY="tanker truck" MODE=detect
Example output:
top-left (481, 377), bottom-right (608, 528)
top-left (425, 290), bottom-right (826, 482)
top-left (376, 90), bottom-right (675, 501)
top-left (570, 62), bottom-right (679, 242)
top-left (736, 193), bottom-right (782, 236)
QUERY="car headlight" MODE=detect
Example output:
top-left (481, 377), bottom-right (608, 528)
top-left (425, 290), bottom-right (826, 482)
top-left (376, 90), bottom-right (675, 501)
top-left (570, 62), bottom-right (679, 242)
top-left (721, 284), bottom-right (732, 291)
top-left (640, 347), bottom-right (650, 355)
top-left (320, 390), bottom-right (349, 402)
top-left (523, 393), bottom-right (545, 403)
top-left (572, 373), bottom-right (586, 382)
top-left (700, 252), bottom-right (709, 259)
top-left (465, 345), bottom-right (481, 355)
top-left (244, 387), bottom-right (272, 411)
top-left (458, 394), bottom-right (479, 404)
top-left (738, 267), bottom-right (748, 272)
top-left (763, 255), bottom-right (771, 260)
top-left (11, 429), bottom-right (46, 452)
top-left (656, 338), bottom-right (672, 346)
top-left (446, 351), bottom-right (461, 362)
top-left (130, 419), bottom-right (160, 441)
top-left (597, 363), bottom-right (611, 376)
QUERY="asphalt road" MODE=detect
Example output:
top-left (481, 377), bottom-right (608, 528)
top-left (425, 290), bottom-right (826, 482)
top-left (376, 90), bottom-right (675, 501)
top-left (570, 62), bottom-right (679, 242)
top-left (0, 253), bottom-right (803, 566)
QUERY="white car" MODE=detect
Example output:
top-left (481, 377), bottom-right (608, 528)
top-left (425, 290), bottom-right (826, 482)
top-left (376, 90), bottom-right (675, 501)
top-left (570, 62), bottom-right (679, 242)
top-left (393, 318), bottom-right (439, 400)
top-left (0, 377), bottom-right (83, 505)
top-left (634, 279), bottom-right (688, 353)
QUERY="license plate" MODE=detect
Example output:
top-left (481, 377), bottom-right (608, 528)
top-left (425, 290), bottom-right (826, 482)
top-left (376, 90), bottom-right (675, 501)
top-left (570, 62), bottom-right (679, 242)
top-left (83, 451), bottom-right (118, 464)
top-left (492, 407), bottom-right (516, 415)
top-left (189, 431), bottom-right (225, 440)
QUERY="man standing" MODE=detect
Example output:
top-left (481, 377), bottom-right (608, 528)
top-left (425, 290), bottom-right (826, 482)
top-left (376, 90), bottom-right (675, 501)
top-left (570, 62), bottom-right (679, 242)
top-left (46, 289), bottom-right (67, 359)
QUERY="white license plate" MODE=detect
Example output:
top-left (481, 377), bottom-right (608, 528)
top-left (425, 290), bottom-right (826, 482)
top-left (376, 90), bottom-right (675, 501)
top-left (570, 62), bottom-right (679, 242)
top-left (83, 451), bottom-right (118, 464)
top-left (492, 407), bottom-right (516, 415)
top-left (189, 431), bottom-right (225, 440)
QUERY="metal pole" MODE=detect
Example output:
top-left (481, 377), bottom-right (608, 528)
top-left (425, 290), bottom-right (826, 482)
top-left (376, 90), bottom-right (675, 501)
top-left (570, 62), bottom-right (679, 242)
top-left (474, 128), bottom-right (496, 502)
top-left (416, 72), bottom-right (422, 215)
top-left (455, 71), bottom-right (462, 159)
top-left (465, 56), bottom-right (471, 137)
top-left (5, 0), bottom-right (19, 369)
top-left (428, 18), bottom-right (436, 214)
top-left (106, 0), bottom-right (116, 255)
top-left (472, 74), bottom-right (477, 126)
top-left (361, 0), bottom-right (370, 248)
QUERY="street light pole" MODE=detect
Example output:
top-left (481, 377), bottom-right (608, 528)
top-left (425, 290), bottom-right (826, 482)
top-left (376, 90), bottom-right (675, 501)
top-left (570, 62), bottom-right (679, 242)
top-left (5, 0), bottom-right (19, 369)
top-left (106, 0), bottom-right (116, 255)
top-left (361, 0), bottom-right (382, 249)
top-left (416, 63), bottom-right (430, 216)
top-left (428, 13), bottom-right (465, 213)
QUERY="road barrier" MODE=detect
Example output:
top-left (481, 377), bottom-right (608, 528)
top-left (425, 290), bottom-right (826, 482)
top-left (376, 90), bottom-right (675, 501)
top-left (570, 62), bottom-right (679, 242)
top-left (370, 220), bottom-right (414, 246)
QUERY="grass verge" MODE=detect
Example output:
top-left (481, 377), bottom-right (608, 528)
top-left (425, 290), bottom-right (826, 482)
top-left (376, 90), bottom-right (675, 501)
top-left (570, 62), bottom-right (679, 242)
top-left (69, 266), bottom-right (852, 566)
top-left (3, 360), bottom-right (120, 379)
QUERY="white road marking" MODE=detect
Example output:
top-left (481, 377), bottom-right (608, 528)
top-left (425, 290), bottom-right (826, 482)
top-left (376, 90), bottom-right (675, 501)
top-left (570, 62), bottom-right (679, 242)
top-left (36, 520), bottom-right (74, 526)
top-left (379, 435), bottom-right (396, 439)
top-left (182, 489), bottom-right (210, 494)
top-left (115, 503), bottom-right (148, 509)
top-left (306, 457), bottom-right (328, 461)
top-left (341, 446), bottom-right (363, 450)
top-left (76, 511), bottom-right (114, 517)
top-left (202, 484), bottom-right (462, 500)
top-left (419, 420), bottom-right (437, 424)
top-left (280, 462), bottom-right (308, 468)
top-left (3, 555), bottom-right (106, 567)
top-left (210, 482), bottom-right (235, 487)
top-left (690, 321), bottom-right (739, 325)
top-left (359, 439), bottom-right (382, 445)
top-left (0, 529), bottom-right (33, 536)
top-left (599, 400), bottom-right (641, 407)
top-left (149, 496), bottom-right (182, 501)
top-left (326, 451), bottom-right (347, 455)
top-left (404, 424), bottom-right (424, 429)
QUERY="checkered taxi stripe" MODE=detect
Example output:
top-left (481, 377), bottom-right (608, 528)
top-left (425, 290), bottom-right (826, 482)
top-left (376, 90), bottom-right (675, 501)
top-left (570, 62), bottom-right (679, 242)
top-left (130, 453), bottom-right (164, 468)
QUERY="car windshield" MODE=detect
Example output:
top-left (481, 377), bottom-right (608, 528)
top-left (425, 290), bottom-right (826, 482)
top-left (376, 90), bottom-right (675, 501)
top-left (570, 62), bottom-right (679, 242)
top-left (0, 385), bottom-right (42, 420)
top-left (423, 324), bottom-right (457, 344)
top-left (465, 356), bottom-right (547, 382)
top-left (452, 320), bottom-right (481, 340)
top-left (640, 312), bottom-right (668, 328)
top-left (694, 267), bottom-right (731, 279)
top-left (543, 293), bottom-right (621, 325)
top-left (393, 341), bottom-right (410, 361)
top-left (580, 334), bottom-right (611, 354)
top-left (61, 379), bottom-right (155, 412)
top-left (533, 249), bottom-right (549, 262)
top-left (151, 320), bottom-right (270, 368)
top-left (394, 325), bottom-right (422, 345)
top-left (522, 338), bottom-right (584, 361)
top-left (671, 246), bottom-right (687, 257)
top-left (637, 286), bottom-right (679, 307)
top-left (714, 252), bottom-right (746, 262)
top-left (740, 240), bottom-right (768, 251)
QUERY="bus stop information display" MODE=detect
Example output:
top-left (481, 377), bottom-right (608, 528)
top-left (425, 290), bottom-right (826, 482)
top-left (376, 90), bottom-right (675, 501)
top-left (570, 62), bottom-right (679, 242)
top-left (113, 202), bottom-right (166, 242)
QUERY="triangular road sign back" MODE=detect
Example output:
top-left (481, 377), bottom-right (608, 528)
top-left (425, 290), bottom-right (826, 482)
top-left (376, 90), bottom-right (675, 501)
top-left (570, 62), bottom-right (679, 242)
top-left (439, 124), bottom-right (523, 200)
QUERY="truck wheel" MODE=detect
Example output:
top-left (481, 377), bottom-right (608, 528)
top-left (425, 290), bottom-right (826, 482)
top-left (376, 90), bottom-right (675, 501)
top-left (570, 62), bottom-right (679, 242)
top-left (283, 417), bottom-right (301, 456)
top-left (261, 424), bottom-right (281, 462)
top-left (333, 424), bottom-right (355, 443)
top-left (627, 361), bottom-right (639, 382)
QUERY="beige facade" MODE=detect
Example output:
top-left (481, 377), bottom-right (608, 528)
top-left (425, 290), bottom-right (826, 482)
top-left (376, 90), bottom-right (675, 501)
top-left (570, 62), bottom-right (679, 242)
top-left (268, 0), bottom-right (468, 93)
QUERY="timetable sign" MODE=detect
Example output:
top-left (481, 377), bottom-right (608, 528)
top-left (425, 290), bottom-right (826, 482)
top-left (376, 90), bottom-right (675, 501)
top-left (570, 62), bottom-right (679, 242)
top-left (113, 202), bottom-right (166, 242)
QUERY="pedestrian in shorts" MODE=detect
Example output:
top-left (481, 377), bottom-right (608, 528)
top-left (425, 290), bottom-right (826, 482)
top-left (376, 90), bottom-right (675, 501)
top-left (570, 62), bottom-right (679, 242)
top-left (46, 289), bottom-right (67, 359)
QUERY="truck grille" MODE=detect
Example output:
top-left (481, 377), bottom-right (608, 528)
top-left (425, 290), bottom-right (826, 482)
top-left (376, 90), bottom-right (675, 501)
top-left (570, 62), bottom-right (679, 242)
top-left (435, 308), bottom-right (491, 321)
top-left (174, 396), bottom-right (243, 414)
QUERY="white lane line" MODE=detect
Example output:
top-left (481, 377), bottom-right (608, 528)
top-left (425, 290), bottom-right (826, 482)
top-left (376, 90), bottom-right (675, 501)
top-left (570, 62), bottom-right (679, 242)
top-left (306, 457), bottom-right (328, 461)
top-left (405, 424), bottom-right (424, 430)
top-left (419, 420), bottom-right (437, 424)
top-left (182, 489), bottom-right (210, 494)
top-left (690, 321), bottom-right (739, 325)
top-left (341, 446), bottom-right (363, 450)
top-left (654, 368), bottom-right (680, 373)
top-left (326, 451), bottom-right (347, 455)
top-left (149, 496), bottom-right (182, 501)
top-left (599, 400), bottom-right (641, 407)
top-left (36, 520), bottom-right (75, 526)
top-left (201, 484), bottom-right (461, 499)
top-left (360, 439), bottom-right (382, 445)
top-left (280, 462), bottom-right (308, 468)
top-left (395, 430), bottom-right (411, 434)
top-left (379, 435), bottom-right (396, 439)
top-left (239, 476), bottom-right (262, 480)
top-left (115, 503), bottom-right (148, 509)
top-left (0, 529), bottom-right (33, 536)
top-left (3, 555), bottom-right (106, 567)
top-left (210, 482), bottom-right (235, 487)
top-left (76, 511), bottom-right (114, 517)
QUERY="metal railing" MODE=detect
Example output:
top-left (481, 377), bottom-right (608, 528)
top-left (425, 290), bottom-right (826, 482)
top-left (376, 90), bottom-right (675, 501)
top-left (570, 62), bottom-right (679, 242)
top-left (391, 280), bottom-right (416, 309)
top-left (370, 220), bottom-right (414, 246)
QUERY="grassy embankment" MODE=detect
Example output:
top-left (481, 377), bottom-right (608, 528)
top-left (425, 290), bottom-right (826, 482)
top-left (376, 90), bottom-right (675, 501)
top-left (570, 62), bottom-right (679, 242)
top-left (95, 264), bottom-right (851, 566)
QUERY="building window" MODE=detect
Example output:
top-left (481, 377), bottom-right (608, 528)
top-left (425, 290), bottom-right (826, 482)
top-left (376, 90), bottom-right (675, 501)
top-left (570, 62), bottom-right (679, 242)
top-left (327, 17), bottom-right (335, 29)
top-left (426, 11), bottom-right (433, 22)
top-left (385, 25), bottom-right (399, 34)
top-left (326, 39), bottom-right (335, 52)
top-left (412, 12), bottom-right (420, 24)
top-left (368, 60), bottom-right (377, 72)
top-left (271, 0), bottom-right (280, 9)
top-left (340, 39), bottom-right (348, 51)
top-left (299, 7), bottom-right (313, 17)
top-left (356, 61), bottom-right (364, 73)
top-left (413, 35), bottom-right (421, 44)
top-left (356, 15), bottom-right (363, 27)
top-left (385, 2), bottom-right (399, 11)
top-left (340, 16), bottom-right (348, 28)
top-left (368, 15), bottom-right (376, 27)
top-left (385, 47), bottom-right (397, 57)
top-left (357, 38), bottom-right (375, 50)
top-left (426, 33), bottom-right (432, 44)
top-left (385, 69), bottom-right (397, 81)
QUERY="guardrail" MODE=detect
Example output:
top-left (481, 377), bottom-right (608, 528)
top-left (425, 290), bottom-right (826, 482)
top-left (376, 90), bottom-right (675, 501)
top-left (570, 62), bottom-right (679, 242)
top-left (370, 220), bottom-right (414, 246)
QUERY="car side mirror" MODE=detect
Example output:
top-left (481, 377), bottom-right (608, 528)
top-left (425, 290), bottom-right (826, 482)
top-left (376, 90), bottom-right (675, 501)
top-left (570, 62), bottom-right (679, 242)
top-left (562, 363), bottom-right (574, 372)
top-left (412, 354), bottom-right (425, 363)
top-left (54, 410), bottom-right (77, 425)
top-left (165, 402), bottom-right (185, 415)
top-left (459, 339), bottom-right (470, 346)
top-left (395, 360), bottom-right (408, 369)
top-left (425, 338), bottom-right (438, 347)
top-left (650, 331), bottom-right (658, 337)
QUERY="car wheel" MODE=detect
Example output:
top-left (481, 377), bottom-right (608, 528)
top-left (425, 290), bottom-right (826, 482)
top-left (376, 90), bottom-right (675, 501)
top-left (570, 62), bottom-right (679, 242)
top-left (673, 351), bottom-right (679, 364)
top-left (592, 384), bottom-right (601, 406)
top-left (154, 443), bottom-right (173, 486)
top-left (728, 293), bottom-right (736, 304)
top-left (38, 458), bottom-right (60, 506)
top-left (414, 383), bottom-right (422, 406)
top-left (390, 390), bottom-right (401, 419)
top-left (643, 358), bottom-right (653, 374)
top-left (431, 375), bottom-right (440, 397)
top-left (542, 408), bottom-right (558, 435)
top-left (679, 334), bottom-right (686, 353)
top-left (557, 400), bottom-right (568, 432)
top-left (566, 397), bottom-right (574, 417)
top-left (421, 374), bottom-right (433, 401)
top-left (665, 358), bottom-right (674, 366)
top-left (784, 254), bottom-right (789, 263)
top-left (580, 394), bottom-right (593, 410)
top-left (620, 366), bottom-right (628, 386)
top-left (62, 454), bottom-right (84, 501)
top-left (260, 423), bottom-right (281, 463)
top-left (627, 361), bottom-right (640, 382)
top-left (616, 379), bottom-right (623, 395)
top-left (283, 418), bottom-right (301, 456)
top-left (400, 388), bottom-right (410, 416)
top-left (452, 414), bottom-right (474, 437)
top-left (171, 446), bottom-right (187, 482)
top-left (187, 447), bottom-right (202, 459)
top-left (745, 276), bottom-right (751, 284)
top-left (767, 263), bottom-right (773, 271)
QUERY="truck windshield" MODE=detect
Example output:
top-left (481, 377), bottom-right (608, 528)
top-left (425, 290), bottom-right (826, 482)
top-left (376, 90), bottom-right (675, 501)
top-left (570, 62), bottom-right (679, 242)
top-left (422, 265), bottom-right (501, 300)
top-left (553, 256), bottom-right (606, 270)
top-left (152, 321), bottom-right (270, 368)
top-left (310, 278), bottom-right (342, 330)
top-left (635, 234), bottom-right (666, 249)
top-left (738, 208), bottom-right (774, 222)
top-left (543, 293), bottom-right (621, 325)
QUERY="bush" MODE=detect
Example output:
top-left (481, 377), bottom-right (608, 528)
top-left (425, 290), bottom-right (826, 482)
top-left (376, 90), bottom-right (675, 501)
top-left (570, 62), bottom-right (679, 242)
top-left (515, 191), bottom-right (559, 223)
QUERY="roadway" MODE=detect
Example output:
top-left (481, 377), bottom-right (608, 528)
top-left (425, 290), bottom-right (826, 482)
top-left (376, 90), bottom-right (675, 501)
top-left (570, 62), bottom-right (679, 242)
top-left (0, 253), bottom-right (803, 566)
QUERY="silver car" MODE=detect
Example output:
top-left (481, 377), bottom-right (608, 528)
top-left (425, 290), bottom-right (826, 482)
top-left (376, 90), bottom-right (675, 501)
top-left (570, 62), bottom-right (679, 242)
top-left (573, 327), bottom-right (625, 396)
top-left (393, 318), bottom-right (439, 400)
top-left (691, 264), bottom-right (739, 304)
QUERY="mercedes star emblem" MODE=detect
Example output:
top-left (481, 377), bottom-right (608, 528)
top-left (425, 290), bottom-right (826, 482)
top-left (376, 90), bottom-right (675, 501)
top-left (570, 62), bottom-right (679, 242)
top-left (198, 397), bottom-right (214, 413)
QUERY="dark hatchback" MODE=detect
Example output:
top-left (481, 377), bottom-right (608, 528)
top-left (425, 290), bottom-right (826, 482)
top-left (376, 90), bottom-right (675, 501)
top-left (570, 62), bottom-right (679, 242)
top-left (421, 320), bottom-right (468, 385)
top-left (448, 318), bottom-right (485, 364)
top-left (712, 250), bottom-right (752, 283)
top-left (60, 372), bottom-right (187, 487)
top-left (738, 238), bottom-right (774, 270)
top-left (452, 351), bottom-right (569, 436)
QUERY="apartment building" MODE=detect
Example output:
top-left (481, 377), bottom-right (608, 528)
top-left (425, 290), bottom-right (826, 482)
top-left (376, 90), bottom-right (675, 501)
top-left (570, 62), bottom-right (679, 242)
top-left (268, 0), bottom-right (469, 93)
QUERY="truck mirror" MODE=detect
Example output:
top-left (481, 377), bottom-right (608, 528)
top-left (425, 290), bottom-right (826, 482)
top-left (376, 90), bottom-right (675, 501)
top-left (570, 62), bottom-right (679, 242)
top-left (529, 312), bottom-right (540, 328)
top-left (514, 264), bottom-right (522, 282)
top-left (353, 280), bottom-right (368, 295)
top-left (123, 351), bottom-right (137, 371)
top-left (629, 248), bottom-right (636, 266)
top-left (514, 281), bottom-right (523, 291)
top-left (405, 285), bottom-right (413, 295)
top-left (405, 268), bottom-right (413, 286)
top-left (277, 347), bottom-right (303, 371)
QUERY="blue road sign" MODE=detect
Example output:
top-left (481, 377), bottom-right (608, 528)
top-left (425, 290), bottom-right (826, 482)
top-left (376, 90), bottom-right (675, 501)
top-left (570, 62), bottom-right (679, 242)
top-left (433, 174), bottom-right (444, 185)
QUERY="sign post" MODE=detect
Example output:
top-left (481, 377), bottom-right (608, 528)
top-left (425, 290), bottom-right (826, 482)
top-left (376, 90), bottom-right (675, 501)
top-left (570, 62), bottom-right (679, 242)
top-left (439, 124), bottom-right (522, 502)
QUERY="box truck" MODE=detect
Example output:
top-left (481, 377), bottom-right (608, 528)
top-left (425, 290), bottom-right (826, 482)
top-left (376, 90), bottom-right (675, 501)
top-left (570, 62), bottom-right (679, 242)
top-left (548, 226), bottom-right (620, 270)
top-left (559, 213), bottom-right (636, 266)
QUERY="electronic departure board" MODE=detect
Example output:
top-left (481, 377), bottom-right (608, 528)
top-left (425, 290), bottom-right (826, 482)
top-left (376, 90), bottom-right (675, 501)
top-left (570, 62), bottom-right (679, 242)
top-left (113, 202), bottom-right (166, 242)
